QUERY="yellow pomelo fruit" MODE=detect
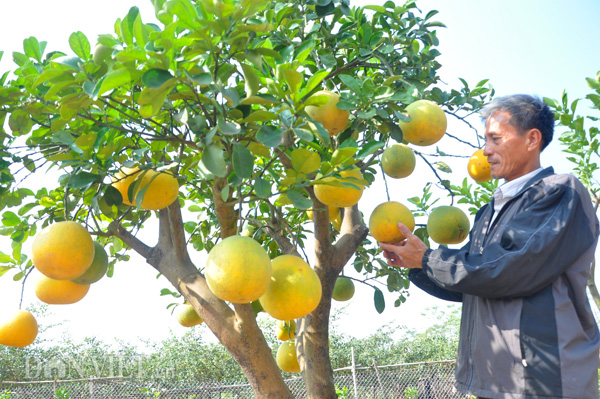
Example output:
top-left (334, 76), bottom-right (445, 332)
top-left (111, 167), bottom-right (180, 210)
top-left (307, 205), bottom-right (340, 223)
top-left (34, 274), bottom-right (90, 304)
top-left (71, 242), bottom-right (108, 285)
top-left (276, 340), bottom-right (301, 373)
top-left (205, 235), bottom-right (272, 304)
top-left (332, 214), bottom-right (342, 231)
top-left (467, 148), bottom-right (492, 183)
top-left (369, 201), bottom-right (415, 244)
top-left (259, 255), bottom-right (322, 321)
top-left (276, 320), bottom-right (296, 341)
top-left (381, 143), bottom-right (416, 178)
top-left (332, 277), bottom-right (355, 302)
top-left (305, 90), bottom-right (350, 136)
top-left (313, 169), bottom-right (365, 208)
top-left (399, 99), bottom-right (447, 146)
top-left (0, 310), bottom-right (38, 348)
top-left (427, 206), bottom-right (471, 245)
top-left (176, 303), bottom-right (203, 327)
top-left (32, 221), bottom-right (95, 280)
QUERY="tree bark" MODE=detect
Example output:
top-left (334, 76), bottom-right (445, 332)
top-left (298, 203), bottom-right (369, 399)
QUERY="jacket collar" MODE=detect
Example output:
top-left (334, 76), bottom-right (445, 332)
top-left (514, 166), bottom-right (555, 197)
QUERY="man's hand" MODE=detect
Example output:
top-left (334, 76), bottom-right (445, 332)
top-left (379, 223), bottom-right (428, 269)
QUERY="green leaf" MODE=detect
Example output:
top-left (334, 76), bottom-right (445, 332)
top-left (298, 70), bottom-right (329, 99)
top-left (104, 186), bottom-right (123, 206)
top-left (435, 162), bottom-right (452, 173)
top-left (257, 125), bottom-right (283, 147)
top-left (283, 68), bottom-right (303, 93)
top-left (1, 212), bottom-right (20, 227)
top-left (356, 141), bottom-right (385, 160)
top-left (293, 128), bottom-right (313, 142)
top-left (52, 56), bottom-right (82, 71)
top-left (185, 71), bottom-right (212, 85)
top-left (232, 143), bottom-right (254, 179)
top-left (98, 68), bottom-right (131, 95)
top-left (254, 178), bottom-right (272, 198)
top-left (294, 39), bottom-right (316, 63)
top-left (331, 147), bottom-right (358, 166)
top-left (133, 12), bottom-right (149, 47)
top-left (68, 31), bottom-right (91, 60)
top-left (586, 77), bottom-right (600, 90)
top-left (286, 189), bottom-right (313, 210)
top-left (243, 111), bottom-right (278, 123)
top-left (291, 148), bottom-right (321, 174)
top-left (8, 110), bottom-right (33, 134)
top-left (374, 288), bottom-right (385, 314)
top-left (201, 144), bottom-right (228, 178)
top-left (339, 74), bottom-right (362, 93)
top-left (217, 116), bottom-right (241, 135)
top-left (23, 36), bottom-right (44, 62)
top-left (142, 68), bottom-right (175, 89)
top-left (241, 63), bottom-right (260, 97)
top-left (67, 172), bottom-right (100, 190)
top-left (160, 288), bottom-right (181, 298)
top-left (387, 122), bottom-right (403, 142)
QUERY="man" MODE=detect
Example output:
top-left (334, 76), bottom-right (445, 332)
top-left (380, 94), bottom-right (600, 399)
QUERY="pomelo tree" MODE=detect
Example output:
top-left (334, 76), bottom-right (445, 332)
top-left (0, 0), bottom-right (495, 397)
top-left (546, 72), bottom-right (600, 312)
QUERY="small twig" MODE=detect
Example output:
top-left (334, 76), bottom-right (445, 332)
top-left (414, 150), bottom-right (455, 205)
top-left (19, 268), bottom-right (35, 309)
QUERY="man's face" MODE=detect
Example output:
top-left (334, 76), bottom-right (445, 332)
top-left (483, 111), bottom-right (534, 182)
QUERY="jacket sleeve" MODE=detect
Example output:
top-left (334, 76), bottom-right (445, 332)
top-left (422, 177), bottom-right (598, 299)
top-left (408, 268), bottom-right (463, 302)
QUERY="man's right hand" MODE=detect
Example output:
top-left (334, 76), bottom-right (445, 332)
top-left (379, 223), bottom-right (428, 269)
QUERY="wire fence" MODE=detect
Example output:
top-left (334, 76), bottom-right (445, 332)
top-left (0, 360), bottom-right (467, 398)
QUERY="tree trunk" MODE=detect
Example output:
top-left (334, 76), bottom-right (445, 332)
top-left (112, 201), bottom-right (294, 398)
top-left (298, 289), bottom-right (337, 399)
top-left (298, 204), bottom-right (369, 399)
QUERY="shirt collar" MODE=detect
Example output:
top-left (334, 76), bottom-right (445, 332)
top-left (493, 167), bottom-right (545, 204)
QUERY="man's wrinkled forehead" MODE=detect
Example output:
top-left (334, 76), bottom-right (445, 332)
top-left (487, 111), bottom-right (512, 125)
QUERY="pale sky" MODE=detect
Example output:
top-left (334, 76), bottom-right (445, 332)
top-left (1, 0), bottom-right (599, 348)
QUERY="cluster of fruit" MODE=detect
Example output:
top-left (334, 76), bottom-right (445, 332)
top-left (0, 165), bottom-right (182, 349)
top-left (0, 221), bottom-right (109, 348)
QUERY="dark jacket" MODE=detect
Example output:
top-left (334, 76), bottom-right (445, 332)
top-left (410, 167), bottom-right (600, 399)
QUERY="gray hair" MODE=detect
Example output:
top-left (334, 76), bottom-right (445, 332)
top-left (481, 94), bottom-right (555, 151)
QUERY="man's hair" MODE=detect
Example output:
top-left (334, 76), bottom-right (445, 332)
top-left (481, 94), bottom-right (555, 151)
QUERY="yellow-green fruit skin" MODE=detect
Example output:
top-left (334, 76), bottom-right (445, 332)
top-left (427, 206), bottom-right (471, 245)
top-left (176, 304), bottom-right (203, 327)
top-left (71, 242), bottom-right (109, 285)
top-left (0, 310), bottom-right (38, 348)
top-left (259, 255), bottom-right (322, 321)
top-left (369, 201), bottom-right (415, 244)
top-left (205, 236), bottom-right (272, 304)
top-left (35, 275), bottom-right (90, 305)
top-left (313, 169), bottom-right (364, 208)
top-left (399, 99), bottom-right (447, 146)
top-left (305, 90), bottom-right (349, 136)
top-left (276, 340), bottom-right (301, 373)
top-left (381, 144), bottom-right (416, 178)
top-left (32, 221), bottom-right (95, 280)
top-left (332, 277), bottom-right (355, 302)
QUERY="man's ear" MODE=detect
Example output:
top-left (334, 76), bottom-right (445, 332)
top-left (526, 129), bottom-right (543, 152)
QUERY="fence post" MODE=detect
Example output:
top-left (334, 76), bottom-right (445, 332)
top-left (351, 347), bottom-right (358, 399)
